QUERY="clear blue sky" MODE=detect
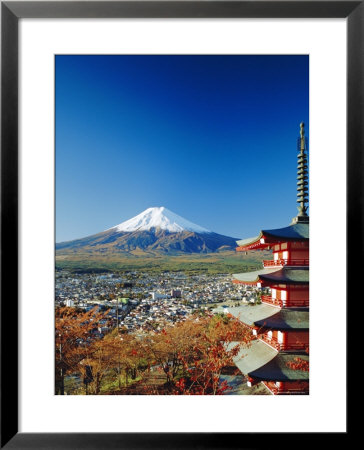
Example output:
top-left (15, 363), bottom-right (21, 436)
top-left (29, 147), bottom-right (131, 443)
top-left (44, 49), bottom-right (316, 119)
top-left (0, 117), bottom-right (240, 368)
top-left (56, 55), bottom-right (309, 242)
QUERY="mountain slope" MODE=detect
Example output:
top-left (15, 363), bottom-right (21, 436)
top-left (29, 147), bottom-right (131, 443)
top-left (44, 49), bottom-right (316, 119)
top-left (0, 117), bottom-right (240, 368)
top-left (56, 207), bottom-right (239, 255)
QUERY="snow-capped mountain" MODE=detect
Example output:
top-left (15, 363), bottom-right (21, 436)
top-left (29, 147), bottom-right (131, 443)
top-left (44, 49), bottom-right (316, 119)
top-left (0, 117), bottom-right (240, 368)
top-left (56, 207), bottom-right (238, 255)
top-left (108, 207), bottom-right (211, 234)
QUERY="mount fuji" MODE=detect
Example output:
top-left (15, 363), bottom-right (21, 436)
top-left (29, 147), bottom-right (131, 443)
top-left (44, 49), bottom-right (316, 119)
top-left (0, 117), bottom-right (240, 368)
top-left (56, 207), bottom-right (239, 255)
top-left (107, 207), bottom-right (211, 234)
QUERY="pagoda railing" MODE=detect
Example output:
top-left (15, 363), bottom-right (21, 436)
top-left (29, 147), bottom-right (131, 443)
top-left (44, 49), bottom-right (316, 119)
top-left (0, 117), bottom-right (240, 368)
top-left (259, 336), bottom-right (308, 352)
top-left (262, 381), bottom-right (309, 395)
top-left (260, 336), bottom-right (282, 351)
top-left (263, 258), bottom-right (309, 268)
top-left (261, 295), bottom-right (309, 308)
top-left (261, 295), bottom-right (282, 307)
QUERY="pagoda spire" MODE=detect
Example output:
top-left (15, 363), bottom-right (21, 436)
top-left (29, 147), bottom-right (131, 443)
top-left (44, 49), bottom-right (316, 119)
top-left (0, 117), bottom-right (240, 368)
top-left (292, 122), bottom-right (309, 224)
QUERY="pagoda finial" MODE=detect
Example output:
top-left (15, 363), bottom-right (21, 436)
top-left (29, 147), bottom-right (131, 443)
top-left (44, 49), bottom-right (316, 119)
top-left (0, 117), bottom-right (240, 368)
top-left (291, 122), bottom-right (309, 224)
top-left (300, 121), bottom-right (305, 139)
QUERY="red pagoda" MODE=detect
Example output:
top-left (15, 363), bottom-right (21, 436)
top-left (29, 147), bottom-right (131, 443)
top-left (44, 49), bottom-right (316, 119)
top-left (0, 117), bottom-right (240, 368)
top-left (229, 122), bottom-right (309, 395)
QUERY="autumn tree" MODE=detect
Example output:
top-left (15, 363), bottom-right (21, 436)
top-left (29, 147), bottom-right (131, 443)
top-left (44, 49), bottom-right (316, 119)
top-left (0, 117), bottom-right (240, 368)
top-left (55, 306), bottom-right (109, 395)
top-left (80, 330), bottom-right (153, 394)
top-left (172, 314), bottom-right (252, 395)
top-left (110, 332), bottom-right (151, 389)
top-left (137, 317), bottom-right (204, 386)
top-left (137, 313), bottom-right (252, 395)
top-left (78, 333), bottom-right (121, 394)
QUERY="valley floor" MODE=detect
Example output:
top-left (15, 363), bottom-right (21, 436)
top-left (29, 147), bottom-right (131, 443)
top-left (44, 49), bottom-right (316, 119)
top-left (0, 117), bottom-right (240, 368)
top-left (55, 250), bottom-right (271, 274)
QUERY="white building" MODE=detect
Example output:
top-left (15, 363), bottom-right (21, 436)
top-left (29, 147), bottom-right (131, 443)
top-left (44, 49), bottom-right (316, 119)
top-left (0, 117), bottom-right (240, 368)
top-left (151, 292), bottom-right (168, 300)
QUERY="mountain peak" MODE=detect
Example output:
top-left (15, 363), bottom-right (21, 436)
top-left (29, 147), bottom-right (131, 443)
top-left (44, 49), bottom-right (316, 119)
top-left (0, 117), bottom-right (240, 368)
top-left (109, 207), bottom-right (211, 234)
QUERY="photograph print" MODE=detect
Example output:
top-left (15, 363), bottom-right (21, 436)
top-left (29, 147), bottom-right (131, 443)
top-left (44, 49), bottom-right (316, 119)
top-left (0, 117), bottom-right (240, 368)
top-left (55, 55), bottom-right (309, 395)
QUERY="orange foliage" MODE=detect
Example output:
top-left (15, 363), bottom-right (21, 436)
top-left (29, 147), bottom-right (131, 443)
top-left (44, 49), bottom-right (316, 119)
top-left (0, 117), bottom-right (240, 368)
top-left (55, 309), bottom-right (253, 395)
top-left (55, 306), bottom-right (109, 394)
top-left (286, 357), bottom-right (309, 372)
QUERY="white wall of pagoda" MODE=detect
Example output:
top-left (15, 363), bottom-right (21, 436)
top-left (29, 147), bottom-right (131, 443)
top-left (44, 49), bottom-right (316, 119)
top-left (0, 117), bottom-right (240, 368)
top-left (269, 241), bottom-right (309, 266)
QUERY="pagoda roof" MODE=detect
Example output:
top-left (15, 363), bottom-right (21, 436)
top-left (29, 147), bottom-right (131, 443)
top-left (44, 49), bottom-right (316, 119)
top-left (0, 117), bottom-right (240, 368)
top-left (228, 304), bottom-right (309, 329)
top-left (260, 267), bottom-right (309, 284)
top-left (227, 339), bottom-right (278, 375)
top-left (230, 340), bottom-right (309, 381)
top-left (232, 268), bottom-right (280, 284)
top-left (236, 235), bottom-right (261, 248)
top-left (249, 351), bottom-right (309, 382)
top-left (236, 222), bottom-right (309, 249)
top-left (263, 222), bottom-right (309, 240)
top-left (227, 303), bottom-right (281, 326)
top-left (233, 267), bottom-right (309, 285)
top-left (254, 308), bottom-right (309, 330)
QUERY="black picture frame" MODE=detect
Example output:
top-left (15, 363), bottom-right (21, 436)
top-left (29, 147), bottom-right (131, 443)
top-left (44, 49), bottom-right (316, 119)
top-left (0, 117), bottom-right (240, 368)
top-left (1, 1), bottom-right (356, 448)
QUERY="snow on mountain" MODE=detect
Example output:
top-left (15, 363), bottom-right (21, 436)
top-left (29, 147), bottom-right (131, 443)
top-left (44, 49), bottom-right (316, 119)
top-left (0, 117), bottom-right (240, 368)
top-left (108, 207), bottom-right (211, 234)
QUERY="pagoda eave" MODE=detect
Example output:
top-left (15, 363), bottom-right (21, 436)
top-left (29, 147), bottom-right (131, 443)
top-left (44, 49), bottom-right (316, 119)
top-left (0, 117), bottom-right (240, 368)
top-left (229, 340), bottom-right (309, 382)
top-left (236, 240), bottom-right (270, 252)
top-left (232, 267), bottom-right (309, 286)
top-left (227, 303), bottom-right (282, 327)
top-left (254, 308), bottom-right (309, 330)
top-left (260, 268), bottom-right (309, 285)
top-left (236, 233), bottom-right (266, 251)
top-left (232, 268), bottom-right (280, 285)
top-left (262, 223), bottom-right (309, 241)
top-left (248, 351), bottom-right (309, 382)
top-left (228, 304), bottom-right (309, 330)
top-left (236, 223), bottom-right (309, 252)
top-left (226, 339), bottom-right (278, 375)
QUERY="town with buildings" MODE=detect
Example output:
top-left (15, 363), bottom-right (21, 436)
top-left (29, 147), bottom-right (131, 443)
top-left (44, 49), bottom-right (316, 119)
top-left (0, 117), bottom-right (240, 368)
top-left (55, 269), bottom-right (264, 334)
